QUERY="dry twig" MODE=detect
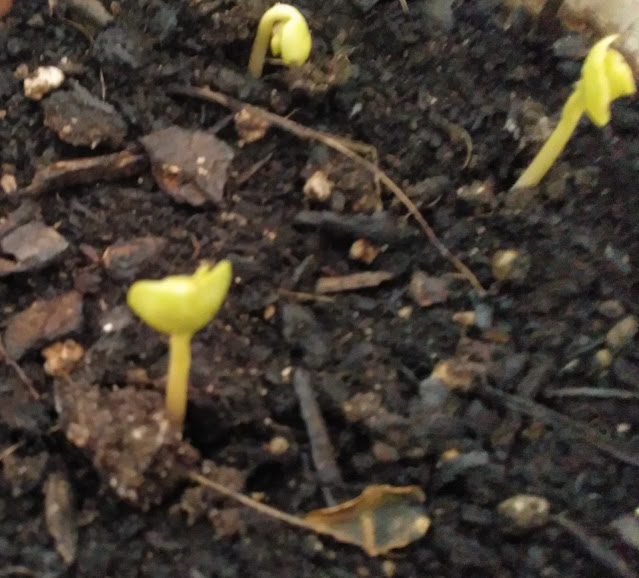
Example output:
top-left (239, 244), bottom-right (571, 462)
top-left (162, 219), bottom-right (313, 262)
top-left (293, 368), bottom-right (342, 504)
top-left (168, 85), bottom-right (486, 296)
top-left (478, 383), bottom-right (639, 468)
top-left (0, 336), bottom-right (39, 400)
top-left (553, 514), bottom-right (636, 578)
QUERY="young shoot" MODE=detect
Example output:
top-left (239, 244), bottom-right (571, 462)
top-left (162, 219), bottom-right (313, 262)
top-left (127, 261), bottom-right (232, 430)
top-left (512, 35), bottom-right (636, 190)
top-left (248, 3), bottom-right (312, 78)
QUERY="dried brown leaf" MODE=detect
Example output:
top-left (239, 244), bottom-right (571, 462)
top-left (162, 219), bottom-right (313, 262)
top-left (304, 484), bottom-right (430, 556)
top-left (140, 126), bottom-right (234, 206)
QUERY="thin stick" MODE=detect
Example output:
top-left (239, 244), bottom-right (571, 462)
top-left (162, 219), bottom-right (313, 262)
top-left (168, 85), bottom-right (486, 296)
top-left (478, 383), bottom-right (639, 468)
top-left (0, 442), bottom-right (23, 462)
top-left (188, 471), bottom-right (319, 533)
top-left (0, 337), bottom-right (40, 400)
top-left (553, 514), bottom-right (636, 578)
top-left (293, 368), bottom-right (342, 504)
top-left (544, 387), bottom-right (639, 401)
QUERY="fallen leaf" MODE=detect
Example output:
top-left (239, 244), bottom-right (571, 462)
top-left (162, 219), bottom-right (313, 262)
top-left (305, 484), bottom-right (430, 556)
top-left (140, 126), bottom-right (234, 206)
top-left (0, 221), bottom-right (69, 275)
top-left (42, 87), bottom-right (127, 148)
top-left (102, 236), bottom-right (167, 280)
top-left (3, 291), bottom-right (84, 359)
top-left (315, 271), bottom-right (394, 293)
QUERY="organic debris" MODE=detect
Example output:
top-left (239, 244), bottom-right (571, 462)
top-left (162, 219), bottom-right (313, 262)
top-left (304, 485), bottom-right (430, 556)
top-left (42, 87), bottom-right (128, 148)
top-left (315, 270), bottom-right (395, 293)
top-left (191, 471), bottom-right (429, 557)
top-left (140, 126), bottom-right (235, 206)
top-left (0, 221), bottom-right (69, 275)
top-left (21, 150), bottom-right (148, 195)
top-left (54, 378), bottom-right (200, 509)
top-left (3, 291), bottom-right (83, 360)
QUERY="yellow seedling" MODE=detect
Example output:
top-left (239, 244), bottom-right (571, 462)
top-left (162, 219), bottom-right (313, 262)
top-left (248, 3), bottom-right (312, 78)
top-left (512, 35), bottom-right (635, 190)
top-left (127, 260), bottom-right (232, 429)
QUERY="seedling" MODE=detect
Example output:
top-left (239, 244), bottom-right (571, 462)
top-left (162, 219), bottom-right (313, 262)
top-left (127, 260), bottom-right (232, 429)
top-left (512, 35), bottom-right (635, 190)
top-left (248, 3), bottom-right (312, 78)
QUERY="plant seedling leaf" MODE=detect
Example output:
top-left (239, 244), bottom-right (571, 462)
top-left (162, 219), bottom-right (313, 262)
top-left (304, 484), bottom-right (430, 556)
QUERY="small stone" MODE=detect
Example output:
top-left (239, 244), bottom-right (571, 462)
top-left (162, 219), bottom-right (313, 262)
top-left (452, 311), bottom-right (476, 327)
top-left (419, 377), bottom-right (451, 410)
top-left (24, 66), bottom-right (65, 100)
top-left (491, 249), bottom-right (530, 282)
top-left (430, 360), bottom-right (474, 392)
top-left (409, 271), bottom-right (450, 307)
top-left (397, 305), bottom-right (413, 319)
top-left (456, 179), bottom-right (496, 208)
top-left (598, 299), bottom-right (625, 319)
top-left (42, 339), bottom-right (85, 376)
top-left (267, 436), bottom-right (290, 455)
top-left (349, 238), bottom-right (382, 265)
top-left (382, 560), bottom-right (396, 577)
top-left (606, 316), bottom-right (638, 352)
top-left (26, 13), bottom-right (45, 28)
top-left (498, 494), bottom-right (550, 533)
top-left (303, 170), bottom-right (333, 203)
top-left (594, 348), bottom-right (612, 369)
top-left (372, 441), bottom-right (399, 463)
top-left (1, 173), bottom-right (17, 194)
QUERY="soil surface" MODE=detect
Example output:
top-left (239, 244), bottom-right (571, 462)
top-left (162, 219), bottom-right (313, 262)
top-left (1, 0), bottom-right (639, 576)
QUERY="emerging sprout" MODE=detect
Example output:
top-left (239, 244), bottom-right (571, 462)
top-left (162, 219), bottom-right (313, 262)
top-left (127, 261), bottom-right (232, 429)
top-left (512, 35), bottom-right (635, 190)
top-left (248, 3), bottom-right (312, 78)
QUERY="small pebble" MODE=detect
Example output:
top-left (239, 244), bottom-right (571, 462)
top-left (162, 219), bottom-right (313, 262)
top-left (1, 173), bottom-right (17, 194)
top-left (598, 299), bottom-right (625, 319)
top-left (23, 66), bottom-right (65, 100)
top-left (594, 348), bottom-right (612, 369)
top-left (452, 311), bottom-right (476, 328)
top-left (498, 494), bottom-right (550, 533)
top-left (492, 250), bottom-right (530, 282)
top-left (606, 316), bottom-right (638, 352)
top-left (303, 170), bottom-right (333, 203)
top-left (267, 436), bottom-right (289, 456)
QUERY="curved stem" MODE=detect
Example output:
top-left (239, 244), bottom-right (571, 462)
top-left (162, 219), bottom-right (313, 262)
top-left (166, 333), bottom-right (192, 429)
top-left (512, 89), bottom-right (584, 190)
top-left (248, 5), bottom-right (297, 78)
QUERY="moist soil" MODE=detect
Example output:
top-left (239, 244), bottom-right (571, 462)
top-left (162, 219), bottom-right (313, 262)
top-left (1, 0), bottom-right (639, 576)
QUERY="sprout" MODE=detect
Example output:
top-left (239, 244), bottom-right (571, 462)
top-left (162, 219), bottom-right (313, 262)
top-left (512, 35), bottom-right (635, 190)
top-left (248, 3), bottom-right (312, 79)
top-left (127, 260), bottom-right (232, 429)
